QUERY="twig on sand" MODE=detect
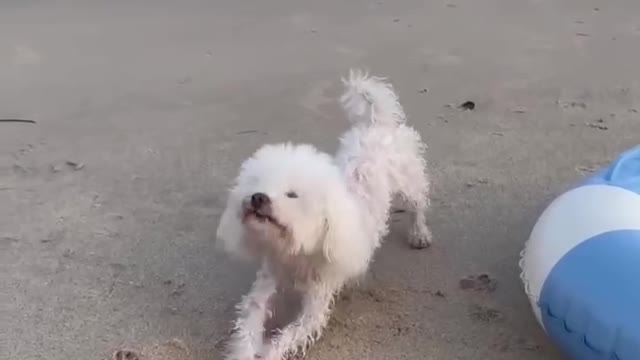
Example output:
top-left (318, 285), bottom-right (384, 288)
top-left (0, 119), bottom-right (37, 124)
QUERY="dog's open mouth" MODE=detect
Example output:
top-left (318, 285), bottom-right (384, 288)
top-left (243, 209), bottom-right (285, 230)
top-left (246, 209), bottom-right (276, 223)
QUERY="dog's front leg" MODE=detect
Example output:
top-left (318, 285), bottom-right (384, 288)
top-left (258, 284), bottom-right (336, 360)
top-left (226, 264), bottom-right (276, 360)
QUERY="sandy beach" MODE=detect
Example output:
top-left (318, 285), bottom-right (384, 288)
top-left (3, 1), bottom-right (640, 359)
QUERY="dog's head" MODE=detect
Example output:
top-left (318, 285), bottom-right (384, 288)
top-left (216, 143), bottom-right (371, 277)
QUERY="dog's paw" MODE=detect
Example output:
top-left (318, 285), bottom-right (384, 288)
top-left (224, 353), bottom-right (257, 360)
top-left (408, 225), bottom-right (432, 249)
top-left (224, 347), bottom-right (259, 360)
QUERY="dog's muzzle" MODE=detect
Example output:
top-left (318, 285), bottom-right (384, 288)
top-left (243, 192), bottom-right (274, 220)
top-left (251, 192), bottom-right (270, 210)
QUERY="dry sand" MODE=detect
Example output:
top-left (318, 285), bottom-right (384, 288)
top-left (2, 0), bottom-right (640, 359)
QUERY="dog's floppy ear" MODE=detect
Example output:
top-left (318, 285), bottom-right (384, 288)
top-left (216, 192), bottom-right (252, 261)
top-left (321, 185), bottom-right (372, 278)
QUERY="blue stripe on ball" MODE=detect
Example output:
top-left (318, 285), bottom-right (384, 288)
top-left (539, 230), bottom-right (640, 360)
top-left (580, 146), bottom-right (640, 194)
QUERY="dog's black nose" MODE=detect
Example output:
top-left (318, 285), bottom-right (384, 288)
top-left (251, 192), bottom-right (270, 209)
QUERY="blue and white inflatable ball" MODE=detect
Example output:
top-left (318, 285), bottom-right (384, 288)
top-left (520, 146), bottom-right (640, 360)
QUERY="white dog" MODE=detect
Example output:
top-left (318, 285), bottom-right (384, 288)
top-left (216, 70), bottom-right (432, 360)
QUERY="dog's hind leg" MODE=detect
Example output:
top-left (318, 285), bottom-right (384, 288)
top-left (397, 148), bottom-right (433, 249)
top-left (407, 196), bottom-right (433, 249)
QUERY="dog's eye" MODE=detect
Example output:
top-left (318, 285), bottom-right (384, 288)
top-left (286, 191), bottom-right (298, 199)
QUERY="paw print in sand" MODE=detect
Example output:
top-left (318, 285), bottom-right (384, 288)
top-left (113, 349), bottom-right (141, 360)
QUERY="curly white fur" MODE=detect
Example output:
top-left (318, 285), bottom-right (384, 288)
top-left (216, 70), bottom-right (432, 360)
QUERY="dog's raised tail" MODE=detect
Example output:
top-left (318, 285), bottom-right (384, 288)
top-left (340, 69), bottom-right (406, 126)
